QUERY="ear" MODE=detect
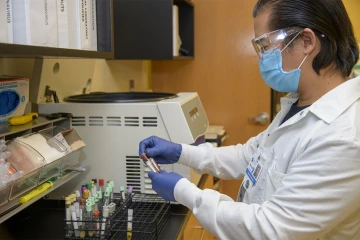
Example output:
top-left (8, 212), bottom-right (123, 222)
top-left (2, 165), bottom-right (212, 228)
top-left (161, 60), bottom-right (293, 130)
top-left (301, 28), bottom-right (317, 55)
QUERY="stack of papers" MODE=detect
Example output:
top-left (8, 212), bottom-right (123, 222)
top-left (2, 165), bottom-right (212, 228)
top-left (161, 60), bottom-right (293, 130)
top-left (205, 125), bottom-right (227, 147)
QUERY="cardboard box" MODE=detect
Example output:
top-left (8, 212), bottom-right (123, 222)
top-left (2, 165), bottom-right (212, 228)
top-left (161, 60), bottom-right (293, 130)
top-left (0, 76), bottom-right (29, 123)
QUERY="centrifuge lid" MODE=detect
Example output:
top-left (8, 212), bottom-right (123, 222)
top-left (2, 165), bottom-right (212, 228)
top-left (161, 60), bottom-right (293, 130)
top-left (63, 92), bottom-right (178, 103)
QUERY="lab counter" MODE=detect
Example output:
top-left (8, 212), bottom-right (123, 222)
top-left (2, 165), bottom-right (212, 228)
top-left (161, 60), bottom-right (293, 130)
top-left (0, 174), bottom-right (210, 240)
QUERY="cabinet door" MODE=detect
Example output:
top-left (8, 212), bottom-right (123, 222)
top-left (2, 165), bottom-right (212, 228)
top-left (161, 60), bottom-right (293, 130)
top-left (113, 0), bottom-right (194, 60)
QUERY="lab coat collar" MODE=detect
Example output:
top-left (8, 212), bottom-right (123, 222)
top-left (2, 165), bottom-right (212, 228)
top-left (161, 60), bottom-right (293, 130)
top-left (279, 93), bottom-right (299, 121)
top-left (276, 76), bottom-right (360, 126)
top-left (309, 76), bottom-right (360, 124)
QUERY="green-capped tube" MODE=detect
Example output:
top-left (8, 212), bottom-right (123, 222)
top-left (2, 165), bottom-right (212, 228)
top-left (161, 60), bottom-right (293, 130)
top-left (86, 202), bottom-right (92, 212)
top-left (97, 191), bottom-right (102, 199)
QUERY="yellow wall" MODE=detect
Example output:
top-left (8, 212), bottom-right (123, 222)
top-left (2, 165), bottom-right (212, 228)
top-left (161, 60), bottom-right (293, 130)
top-left (343, 0), bottom-right (360, 41)
top-left (1, 59), bottom-right (150, 103)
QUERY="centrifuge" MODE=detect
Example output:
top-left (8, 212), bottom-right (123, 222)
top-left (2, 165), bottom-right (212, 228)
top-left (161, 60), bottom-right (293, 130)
top-left (38, 92), bottom-right (209, 195)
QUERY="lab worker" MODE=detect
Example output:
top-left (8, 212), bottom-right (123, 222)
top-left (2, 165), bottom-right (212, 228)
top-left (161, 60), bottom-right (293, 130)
top-left (139, 0), bottom-right (360, 239)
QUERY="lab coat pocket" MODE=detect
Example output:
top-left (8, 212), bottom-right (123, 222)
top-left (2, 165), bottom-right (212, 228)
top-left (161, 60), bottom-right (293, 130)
top-left (264, 160), bottom-right (286, 200)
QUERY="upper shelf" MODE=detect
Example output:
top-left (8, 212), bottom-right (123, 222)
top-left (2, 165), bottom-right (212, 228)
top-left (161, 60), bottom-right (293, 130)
top-left (0, 0), bottom-right (194, 60)
top-left (0, 43), bottom-right (113, 59)
top-left (0, 169), bottom-right (86, 224)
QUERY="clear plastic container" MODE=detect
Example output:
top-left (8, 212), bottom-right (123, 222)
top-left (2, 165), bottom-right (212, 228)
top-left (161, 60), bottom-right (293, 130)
top-left (0, 183), bottom-right (11, 206)
top-left (6, 140), bottom-right (46, 174)
top-left (61, 151), bottom-right (81, 172)
top-left (38, 158), bottom-right (62, 184)
top-left (16, 133), bottom-right (67, 164)
top-left (9, 169), bottom-right (40, 200)
top-left (56, 129), bottom-right (86, 171)
top-left (6, 133), bottom-right (66, 199)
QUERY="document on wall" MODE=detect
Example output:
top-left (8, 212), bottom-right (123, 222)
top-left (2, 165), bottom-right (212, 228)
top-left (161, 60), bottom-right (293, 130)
top-left (12, 0), bottom-right (58, 47)
top-left (90, 0), bottom-right (97, 51)
top-left (68, 0), bottom-right (92, 50)
top-left (67, 0), bottom-right (80, 49)
top-left (56, 0), bottom-right (69, 48)
top-left (0, 0), bottom-right (13, 44)
top-left (78, 0), bottom-right (92, 50)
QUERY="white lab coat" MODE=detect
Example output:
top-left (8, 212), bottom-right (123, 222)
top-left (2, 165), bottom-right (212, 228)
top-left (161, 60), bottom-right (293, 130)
top-left (174, 76), bottom-right (360, 240)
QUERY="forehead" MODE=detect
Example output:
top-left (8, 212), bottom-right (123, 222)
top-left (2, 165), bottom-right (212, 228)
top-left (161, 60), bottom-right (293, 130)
top-left (254, 9), bottom-right (271, 38)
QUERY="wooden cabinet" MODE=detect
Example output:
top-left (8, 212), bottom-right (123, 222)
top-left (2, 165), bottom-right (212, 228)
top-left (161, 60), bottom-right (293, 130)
top-left (113, 0), bottom-right (194, 60)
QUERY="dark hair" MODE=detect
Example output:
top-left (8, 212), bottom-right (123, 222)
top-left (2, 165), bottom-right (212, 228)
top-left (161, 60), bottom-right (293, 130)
top-left (253, 0), bottom-right (359, 77)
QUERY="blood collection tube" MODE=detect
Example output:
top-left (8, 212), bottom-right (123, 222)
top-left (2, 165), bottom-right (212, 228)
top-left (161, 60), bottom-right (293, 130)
top-left (81, 186), bottom-right (87, 198)
top-left (87, 183), bottom-right (92, 198)
top-left (65, 197), bottom-right (73, 237)
top-left (99, 179), bottom-right (105, 194)
top-left (106, 186), bottom-right (112, 203)
top-left (71, 206), bottom-right (79, 237)
top-left (79, 199), bottom-right (86, 238)
top-left (86, 202), bottom-right (94, 237)
top-left (97, 191), bottom-right (103, 212)
top-left (101, 206), bottom-right (109, 239)
top-left (95, 195), bottom-right (99, 211)
top-left (140, 153), bottom-right (161, 173)
top-left (76, 190), bottom-right (81, 202)
top-left (83, 189), bottom-right (90, 200)
top-left (104, 191), bottom-right (110, 206)
top-left (119, 186), bottom-right (125, 201)
top-left (94, 210), bottom-right (100, 237)
top-left (109, 181), bottom-right (114, 202)
top-left (127, 209), bottom-right (133, 240)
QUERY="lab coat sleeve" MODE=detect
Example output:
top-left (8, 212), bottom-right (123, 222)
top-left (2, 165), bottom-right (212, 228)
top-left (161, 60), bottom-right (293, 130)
top-left (177, 133), bottom-right (264, 180)
top-left (174, 135), bottom-right (360, 240)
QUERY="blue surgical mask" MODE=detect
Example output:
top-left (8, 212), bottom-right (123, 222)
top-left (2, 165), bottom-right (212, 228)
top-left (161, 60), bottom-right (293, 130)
top-left (259, 49), bottom-right (308, 93)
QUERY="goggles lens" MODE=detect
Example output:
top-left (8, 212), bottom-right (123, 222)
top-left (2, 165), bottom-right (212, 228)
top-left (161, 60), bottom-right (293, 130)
top-left (251, 27), bottom-right (303, 59)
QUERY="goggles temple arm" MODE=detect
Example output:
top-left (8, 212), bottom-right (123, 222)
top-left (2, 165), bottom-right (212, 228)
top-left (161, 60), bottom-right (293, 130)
top-left (280, 30), bottom-right (303, 53)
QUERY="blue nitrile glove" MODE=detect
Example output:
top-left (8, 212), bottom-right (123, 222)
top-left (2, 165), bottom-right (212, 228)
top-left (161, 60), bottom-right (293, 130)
top-left (148, 170), bottom-right (184, 201)
top-left (0, 91), bottom-right (19, 115)
top-left (139, 136), bottom-right (182, 164)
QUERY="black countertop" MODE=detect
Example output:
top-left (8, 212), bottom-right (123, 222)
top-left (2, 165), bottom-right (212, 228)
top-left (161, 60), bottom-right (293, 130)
top-left (0, 199), bottom-right (188, 240)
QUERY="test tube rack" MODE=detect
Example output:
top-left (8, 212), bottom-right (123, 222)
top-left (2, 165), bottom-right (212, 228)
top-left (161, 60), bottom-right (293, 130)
top-left (64, 193), bottom-right (170, 240)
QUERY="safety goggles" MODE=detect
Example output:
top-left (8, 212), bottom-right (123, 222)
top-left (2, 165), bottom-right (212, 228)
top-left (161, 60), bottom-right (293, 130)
top-left (251, 27), bottom-right (304, 59)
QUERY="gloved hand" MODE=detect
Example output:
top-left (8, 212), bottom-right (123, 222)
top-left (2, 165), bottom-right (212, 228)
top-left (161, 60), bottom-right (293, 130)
top-left (139, 136), bottom-right (182, 164)
top-left (148, 170), bottom-right (184, 201)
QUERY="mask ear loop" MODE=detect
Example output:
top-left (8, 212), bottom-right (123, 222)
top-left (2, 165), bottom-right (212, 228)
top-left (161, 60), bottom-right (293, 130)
top-left (297, 54), bottom-right (308, 69)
